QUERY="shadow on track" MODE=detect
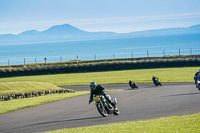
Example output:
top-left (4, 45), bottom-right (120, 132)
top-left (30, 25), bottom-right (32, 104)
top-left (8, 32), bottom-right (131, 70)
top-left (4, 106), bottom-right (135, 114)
top-left (124, 88), bottom-right (139, 90)
top-left (31, 116), bottom-right (103, 126)
top-left (0, 116), bottom-right (103, 133)
top-left (163, 92), bottom-right (200, 97)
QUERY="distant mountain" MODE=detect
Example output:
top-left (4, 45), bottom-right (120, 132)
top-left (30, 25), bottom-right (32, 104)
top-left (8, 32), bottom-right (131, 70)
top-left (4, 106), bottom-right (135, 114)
top-left (0, 34), bottom-right (19, 40)
top-left (0, 23), bottom-right (200, 44)
top-left (19, 30), bottom-right (40, 36)
top-left (41, 24), bottom-right (87, 35)
top-left (123, 24), bottom-right (200, 37)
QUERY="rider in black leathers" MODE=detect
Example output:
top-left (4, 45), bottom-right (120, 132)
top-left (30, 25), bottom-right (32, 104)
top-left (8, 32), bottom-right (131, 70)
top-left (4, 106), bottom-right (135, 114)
top-left (129, 80), bottom-right (139, 89)
top-left (152, 75), bottom-right (158, 81)
top-left (89, 82), bottom-right (115, 107)
top-left (152, 75), bottom-right (159, 84)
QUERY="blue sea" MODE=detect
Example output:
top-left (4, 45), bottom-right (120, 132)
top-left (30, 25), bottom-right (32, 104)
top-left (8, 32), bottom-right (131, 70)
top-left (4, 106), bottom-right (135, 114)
top-left (0, 34), bottom-right (200, 66)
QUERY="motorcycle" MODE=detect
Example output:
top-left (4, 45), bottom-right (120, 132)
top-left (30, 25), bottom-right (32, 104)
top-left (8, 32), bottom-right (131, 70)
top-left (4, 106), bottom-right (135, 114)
top-left (93, 95), bottom-right (119, 117)
top-left (153, 79), bottom-right (162, 86)
top-left (130, 83), bottom-right (139, 89)
top-left (196, 77), bottom-right (200, 91)
top-left (128, 80), bottom-right (139, 90)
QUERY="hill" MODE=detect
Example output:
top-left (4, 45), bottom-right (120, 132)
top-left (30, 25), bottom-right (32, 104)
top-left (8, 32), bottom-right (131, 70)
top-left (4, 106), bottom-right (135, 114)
top-left (0, 24), bottom-right (200, 44)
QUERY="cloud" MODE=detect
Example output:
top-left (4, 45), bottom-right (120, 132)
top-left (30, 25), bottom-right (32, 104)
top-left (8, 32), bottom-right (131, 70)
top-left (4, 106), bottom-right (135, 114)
top-left (70, 12), bottom-right (200, 25)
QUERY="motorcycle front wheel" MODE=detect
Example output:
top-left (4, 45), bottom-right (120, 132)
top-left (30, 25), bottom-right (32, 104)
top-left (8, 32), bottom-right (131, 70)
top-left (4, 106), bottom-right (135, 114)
top-left (96, 104), bottom-right (108, 117)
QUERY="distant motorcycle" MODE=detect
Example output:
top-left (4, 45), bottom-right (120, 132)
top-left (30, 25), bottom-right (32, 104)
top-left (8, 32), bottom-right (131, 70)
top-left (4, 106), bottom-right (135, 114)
top-left (129, 82), bottom-right (139, 89)
top-left (153, 79), bottom-right (162, 86)
top-left (196, 77), bottom-right (200, 91)
top-left (93, 95), bottom-right (119, 117)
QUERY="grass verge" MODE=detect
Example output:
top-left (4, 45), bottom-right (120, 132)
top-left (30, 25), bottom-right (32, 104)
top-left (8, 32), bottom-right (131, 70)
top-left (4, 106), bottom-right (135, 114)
top-left (0, 67), bottom-right (199, 86)
top-left (0, 81), bottom-right (64, 96)
top-left (46, 113), bottom-right (200, 133)
top-left (0, 91), bottom-right (89, 114)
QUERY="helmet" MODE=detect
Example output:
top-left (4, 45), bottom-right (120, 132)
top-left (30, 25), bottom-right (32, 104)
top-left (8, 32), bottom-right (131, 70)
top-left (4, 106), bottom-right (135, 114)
top-left (153, 75), bottom-right (155, 78)
top-left (90, 82), bottom-right (97, 90)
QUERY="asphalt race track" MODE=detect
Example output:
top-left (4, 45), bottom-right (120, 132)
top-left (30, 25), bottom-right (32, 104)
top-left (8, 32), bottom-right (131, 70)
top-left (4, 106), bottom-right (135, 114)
top-left (0, 82), bottom-right (200, 133)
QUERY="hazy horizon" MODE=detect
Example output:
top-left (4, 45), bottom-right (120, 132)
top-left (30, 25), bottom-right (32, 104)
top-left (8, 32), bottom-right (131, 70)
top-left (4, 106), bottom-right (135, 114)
top-left (1, 23), bottom-right (200, 36)
top-left (0, 0), bottom-right (200, 34)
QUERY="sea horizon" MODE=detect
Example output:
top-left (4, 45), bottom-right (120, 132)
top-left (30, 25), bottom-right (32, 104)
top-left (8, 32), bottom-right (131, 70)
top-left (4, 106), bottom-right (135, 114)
top-left (0, 34), bottom-right (200, 66)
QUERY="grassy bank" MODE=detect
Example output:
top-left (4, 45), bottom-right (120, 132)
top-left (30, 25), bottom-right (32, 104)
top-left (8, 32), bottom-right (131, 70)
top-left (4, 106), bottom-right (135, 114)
top-left (0, 67), bottom-right (198, 86)
top-left (46, 113), bottom-right (200, 133)
top-left (0, 81), bottom-right (90, 114)
top-left (0, 81), bottom-right (63, 96)
top-left (0, 91), bottom-right (89, 114)
top-left (1, 55), bottom-right (199, 78)
top-left (1, 54), bottom-right (198, 69)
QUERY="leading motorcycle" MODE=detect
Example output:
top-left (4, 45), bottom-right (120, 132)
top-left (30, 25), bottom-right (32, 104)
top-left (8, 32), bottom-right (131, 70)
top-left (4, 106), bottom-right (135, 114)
top-left (93, 95), bottom-right (119, 117)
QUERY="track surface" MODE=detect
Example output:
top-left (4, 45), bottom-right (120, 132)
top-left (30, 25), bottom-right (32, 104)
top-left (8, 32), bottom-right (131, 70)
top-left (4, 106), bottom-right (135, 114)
top-left (0, 83), bottom-right (200, 133)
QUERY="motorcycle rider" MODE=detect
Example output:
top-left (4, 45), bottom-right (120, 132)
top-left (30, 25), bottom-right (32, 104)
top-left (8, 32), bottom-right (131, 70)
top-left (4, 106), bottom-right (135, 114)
top-left (194, 69), bottom-right (200, 85)
top-left (89, 82), bottom-right (116, 108)
top-left (152, 75), bottom-right (159, 84)
top-left (129, 80), bottom-right (139, 89)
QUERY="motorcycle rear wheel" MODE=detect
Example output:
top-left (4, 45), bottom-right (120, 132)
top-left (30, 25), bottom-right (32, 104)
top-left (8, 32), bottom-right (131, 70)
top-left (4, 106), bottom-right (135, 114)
top-left (113, 106), bottom-right (120, 115)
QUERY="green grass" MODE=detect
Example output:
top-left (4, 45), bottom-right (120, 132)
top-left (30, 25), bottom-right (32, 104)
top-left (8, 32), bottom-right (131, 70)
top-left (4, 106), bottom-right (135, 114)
top-left (0, 81), bottom-right (63, 96)
top-left (0, 67), bottom-right (198, 86)
top-left (0, 81), bottom-right (90, 114)
top-left (0, 91), bottom-right (89, 114)
top-left (46, 113), bottom-right (200, 133)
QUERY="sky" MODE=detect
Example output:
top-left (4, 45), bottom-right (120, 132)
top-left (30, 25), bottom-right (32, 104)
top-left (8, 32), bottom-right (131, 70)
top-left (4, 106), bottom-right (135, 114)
top-left (0, 0), bottom-right (200, 35)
